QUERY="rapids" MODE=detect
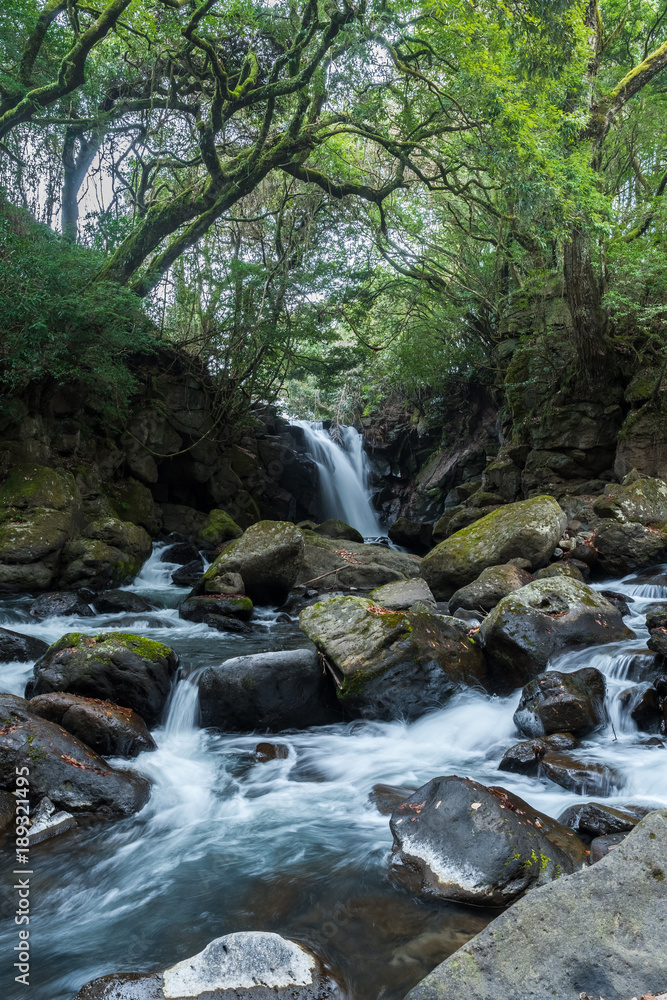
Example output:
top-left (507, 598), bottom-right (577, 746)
top-left (1, 546), bottom-right (667, 1000)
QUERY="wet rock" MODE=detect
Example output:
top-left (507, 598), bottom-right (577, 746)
top-left (389, 776), bottom-right (582, 907)
top-left (0, 627), bottom-right (48, 663)
top-left (26, 632), bottom-right (179, 726)
top-left (171, 558), bottom-right (205, 587)
top-left (557, 801), bottom-right (649, 838)
top-left (161, 540), bottom-right (200, 564)
top-left (448, 563), bottom-right (532, 613)
top-left (514, 668), bottom-right (606, 738)
top-left (595, 520), bottom-right (667, 577)
top-left (199, 648), bottom-right (341, 732)
top-left (388, 517), bottom-right (433, 553)
top-left (313, 519), bottom-right (364, 543)
top-left (28, 795), bottom-right (77, 845)
top-left (619, 679), bottom-right (667, 733)
top-left (421, 495), bottom-right (566, 600)
top-left (29, 592), bottom-right (94, 619)
top-left (58, 517), bottom-right (153, 590)
top-left (535, 562), bottom-right (585, 582)
top-left (299, 595), bottom-right (487, 721)
top-left (590, 832), bottom-right (627, 863)
top-left (540, 751), bottom-right (623, 795)
top-left (0, 693), bottom-right (150, 818)
top-left (195, 521), bottom-right (304, 605)
top-left (73, 931), bottom-right (343, 1000)
top-left (369, 783), bottom-right (417, 815)
top-left (296, 532), bottom-right (421, 591)
top-left (91, 590), bottom-right (154, 614)
top-left (498, 732), bottom-right (578, 776)
top-left (180, 595), bottom-right (253, 622)
top-left (480, 579), bottom-right (633, 693)
top-left (403, 810), bottom-right (667, 1000)
top-left (647, 607), bottom-right (667, 656)
top-left (254, 742), bottom-right (289, 762)
top-left (29, 692), bottom-right (156, 758)
top-left (368, 578), bottom-right (435, 611)
top-left (599, 589), bottom-right (633, 616)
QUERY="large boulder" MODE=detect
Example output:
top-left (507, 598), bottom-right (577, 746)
top-left (0, 626), bottom-right (48, 663)
top-left (195, 520), bottom-right (304, 604)
top-left (389, 776), bottom-right (584, 907)
top-left (592, 476), bottom-right (667, 525)
top-left (479, 578), bottom-right (634, 693)
top-left (313, 518), bottom-right (364, 543)
top-left (421, 496), bottom-right (566, 600)
top-left (296, 532), bottom-right (421, 591)
top-left (0, 463), bottom-right (81, 591)
top-left (25, 632), bottom-right (179, 726)
top-left (368, 577), bottom-right (436, 611)
top-left (28, 692), bottom-right (156, 758)
top-left (513, 668), bottom-right (606, 738)
top-left (448, 563), bottom-right (532, 613)
top-left (403, 810), bottom-right (667, 1000)
top-left (299, 596), bottom-right (487, 721)
top-left (595, 520), bottom-right (667, 577)
top-left (0, 694), bottom-right (150, 817)
top-left (198, 648), bottom-right (340, 731)
top-left (58, 517), bottom-right (152, 589)
top-left (73, 931), bottom-right (343, 1000)
top-left (105, 478), bottom-right (162, 536)
top-left (29, 591), bottom-right (94, 619)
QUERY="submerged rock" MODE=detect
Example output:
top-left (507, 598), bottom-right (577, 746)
top-left (513, 668), bottom-right (606, 738)
top-left (73, 931), bottom-right (343, 1000)
top-left (195, 520), bottom-right (304, 604)
top-left (26, 632), bottom-right (179, 726)
top-left (0, 626), bottom-right (48, 663)
top-left (540, 751), bottom-right (623, 795)
top-left (480, 578), bottom-right (633, 693)
top-left (389, 776), bottom-right (583, 907)
top-left (29, 692), bottom-right (156, 758)
top-left (299, 595), bottom-right (486, 721)
top-left (29, 592), bottom-right (94, 619)
top-left (403, 810), bottom-right (667, 1000)
top-left (90, 590), bottom-right (154, 614)
top-left (448, 563), bottom-right (532, 613)
top-left (199, 649), bottom-right (340, 731)
top-left (421, 495), bottom-right (566, 600)
top-left (0, 694), bottom-right (150, 818)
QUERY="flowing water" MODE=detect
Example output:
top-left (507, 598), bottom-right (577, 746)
top-left (2, 548), bottom-right (667, 1000)
top-left (291, 421), bottom-right (383, 538)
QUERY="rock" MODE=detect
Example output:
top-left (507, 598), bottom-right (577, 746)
top-left (595, 520), bottom-right (667, 577)
top-left (421, 495), bottom-right (566, 600)
top-left (514, 668), bottom-right (606, 738)
top-left (646, 608), bottom-right (667, 657)
top-left (0, 694), bottom-right (150, 818)
top-left (58, 517), bottom-right (152, 589)
top-left (619, 680), bottom-right (667, 732)
top-left (599, 589), bottom-right (633, 616)
top-left (73, 931), bottom-right (343, 1000)
top-left (26, 632), bottom-right (179, 726)
top-left (498, 732), bottom-right (578, 776)
top-left (313, 518), bottom-right (364, 543)
top-left (480, 578), bottom-right (634, 693)
top-left (448, 563), bottom-right (532, 613)
top-left (199, 649), bottom-right (340, 732)
top-left (28, 796), bottom-right (77, 845)
top-left (29, 692), bottom-right (156, 758)
top-left (389, 776), bottom-right (583, 907)
top-left (540, 751), bottom-right (623, 795)
top-left (29, 592), bottom-right (94, 619)
top-left (171, 559), bottom-right (205, 586)
top-left (162, 541), bottom-right (200, 564)
top-left (0, 627), bottom-right (48, 663)
top-left (161, 503), bottom-right (208, 536)
top-left (296, 532), bottom-right (421, 591)
top-left (91, 590), bottom-right (154, 614)
top-left (432, 505), bottom-right (496, 545)
top-left (403, 811), bottom-right (667, 1000)
top-left (557, 801), bottom-right (649, 838)
top-left (590, 832), bottom-right (626, 863)
top-left (180, 595), bottom-right (253, 623)
top-left (388, 517), bottom-right (433, 553)
top-left (105, 478), bottom-right (162, 536)
top-left (592, 476), bottom-right (667, 524)
top-left (368, 577), bottom-right (436, 611)
top-left (196, 509), bottom-right (243, 555)
top-left (254, 742), bottom-right (289, 762)
top-left (535, 561), bottom-right (585, 582)
top-left (299, 596), bottom-right (487, 721)
top-left (195, 521), bottom-right (304, 605)
top-left (369, 783), bottom-right (417, 815)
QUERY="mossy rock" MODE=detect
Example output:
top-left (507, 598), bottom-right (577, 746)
top-left (196, 509), bottom-right (243, 552)
top-left (197, 520), bottom-right (304, 605)
top-left (58, 518), bottom-right (151, 589)
top-left (423, 496), bottom-right (567, 600)
top-left (296, 533), bottom-right (421, 590)
top-left (105, 478), bottom-right (162, 536)
top-left (592, 477), bottom-right (667, 525)
top-left (299, 594), bottom-right (486, 720)
top-left (0, 463), bottom-right (79, 512)
top-left (312, 519), bottom-right (364, 543)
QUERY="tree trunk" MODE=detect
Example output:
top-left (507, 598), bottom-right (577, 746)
top-left (563, 224), bottom-right (606, 378)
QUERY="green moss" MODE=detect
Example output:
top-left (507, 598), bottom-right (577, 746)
top-left (197, 509), bottom-right (243, 547)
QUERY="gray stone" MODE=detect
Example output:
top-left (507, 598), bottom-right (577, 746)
top-left (0, 627), bottom-right (48, 663)
top-left (196, 521), bottom-right (304, 605)
top-left (296, 532), bottom-right (421, 591)
top-left (448, 563), bottom-right (532, 613)
top-left (403, 810), bottom-right (667, 1000)
top-left (28, 796), bottom-right (77, 845)
top-left (557, 801), bottom-right (649, 838)
top-left (514, 668), bottom-right (606, 738)
top-left (369, 577), bottom-right (435, 611)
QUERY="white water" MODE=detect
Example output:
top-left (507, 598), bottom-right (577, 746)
top-left (292, 421), bottom-right (382, 538)
top-left (3, 550), bottom-right (667, 1000)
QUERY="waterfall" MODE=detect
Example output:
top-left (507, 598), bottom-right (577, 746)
top-left (291, 420), bottom-right (382, 538)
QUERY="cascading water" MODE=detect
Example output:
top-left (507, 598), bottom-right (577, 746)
top-left (3, 544), bottom-right (667, 1000)
top-left (291, 420), bottom-right (382, 537)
